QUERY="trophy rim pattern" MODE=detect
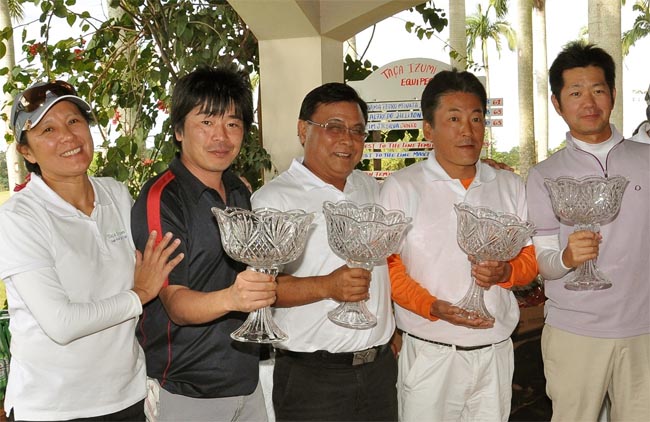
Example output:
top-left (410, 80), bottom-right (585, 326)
top-left (543, 174), bottom-right (629, 225)
top-left (454, 202), bottom-right (536, 233)
top-left (211, 206), bottom-right (315, 267)
top-left (322, 200), bottom-right (411, 264)
top-left (454, 202), bottom-right (536, 261)
top-left (322, 200), bottom-right (412, 227)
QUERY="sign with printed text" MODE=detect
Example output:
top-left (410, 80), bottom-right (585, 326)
top-left (368, 110), bottom-right (423, 122)
top-left (350, 58), bottom-right (504, 179)
top-left (366, 121), bottom-right (422, 131)
top-left (486, 108), bottom-right (503, 116)
top-left (364, 142), bottom-right (434, 149)
top-left (363, 150), bottom-right (430, 159)
top-left (349, 58), bottom-right (451, 103)
top-left (486, 119), bottom-right (503, 127)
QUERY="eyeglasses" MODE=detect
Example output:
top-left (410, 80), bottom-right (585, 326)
top-left (306, 120), bottom-right (368, 142)
top-left (13, 81), bottom-right (77, 128)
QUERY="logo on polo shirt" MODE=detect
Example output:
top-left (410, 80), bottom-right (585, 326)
top-left (106, 230), bottom-right (128, 243)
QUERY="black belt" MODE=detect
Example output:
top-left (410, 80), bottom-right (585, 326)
top-left (407, 333), bottom-right (507, 351)
top-left (276, 343), bottom-right (391, 366)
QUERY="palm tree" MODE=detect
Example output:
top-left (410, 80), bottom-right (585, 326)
top-left (622, 0), bottom-right (650, 56)
top-left (1, 0), bottom-right (26, 194)
top-left (532, 0), bottom-right (548, 163)
top-left (466, 0), bottom-right (516, 155)
top-left (517, 0), bottom-right (535, 179)
top-left (588, 0), bottom-right (622, 129)
top-left (449, 1), bottom-right (467, 69)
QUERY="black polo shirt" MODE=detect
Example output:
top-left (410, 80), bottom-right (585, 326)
top-left (131, 156), bottom-right (259, 398)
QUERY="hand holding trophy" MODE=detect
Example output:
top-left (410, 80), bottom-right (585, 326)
top-left (212, 207), bottom-right (314, 343)
top-left (544, 175), bottom-right (628, 290)
top-left (454, 203), bottom-right (536, 321)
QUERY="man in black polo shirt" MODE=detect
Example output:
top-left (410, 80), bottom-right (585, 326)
top-left (131, 66), bottom-right (276, 421)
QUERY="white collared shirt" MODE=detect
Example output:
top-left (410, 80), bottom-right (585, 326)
top-left (251, 158), bottom-right (395, 353)
top-left (379, 151), bottom-right (529, 347)
top-left (0, 174), bottom-right (145, 420)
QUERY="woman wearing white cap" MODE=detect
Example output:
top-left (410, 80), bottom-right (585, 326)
top-left (0, 80), bottom-right (184, 421)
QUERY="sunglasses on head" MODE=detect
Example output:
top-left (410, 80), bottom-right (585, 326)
top-left (13, 80), bottom-right (78, 131)
top-left (18, 80), bottom-right (77, 113)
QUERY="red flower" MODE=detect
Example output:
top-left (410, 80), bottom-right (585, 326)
top-left (28, 43), bottom-right (41, 57)
top-left (74, 48), bottom-right (84, 60)
top-left (111, 109), bottom-right (121, 125)
top-left (156, 99), bottom-right (168, 113)
top-left (142, 158), bottom-right (154, 166)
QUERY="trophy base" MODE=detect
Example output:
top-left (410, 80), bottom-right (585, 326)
top-left (453, 281), bottom-right (495, 322)
top-left (564, 262), bottom-right (612, 291)
top-left (564, 281), bottom-right (612, 291)
top-left (230, 331), bottom-right (287, 344)
top-left (328, 303), bottom-right (377, 329)
top-left (457, 308), bottom-right (496, 322)
top-left (230, 307), bottom-right (288, 344)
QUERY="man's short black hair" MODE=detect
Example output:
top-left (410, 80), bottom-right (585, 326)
top-left (298, 82), bottom-right (368, 123)
top-left (549, 41), bottom-right (616, 107)
top-left (420, 69), bottom-right (487, 126)
top-left (170, 65), bottom-right (254, 150)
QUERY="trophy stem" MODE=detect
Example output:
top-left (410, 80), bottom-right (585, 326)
top-left (230, 307), bottom-right (288, 343)
top-left (453, 275), bottom-right (495, 322)
top-left (327, 260), bottom-right (377, 329)
top-left (564, 224), bottom-right (612, 291)
top-left (229, 266), bottom-right (288, 344)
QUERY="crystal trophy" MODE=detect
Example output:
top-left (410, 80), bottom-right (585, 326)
top-left (544, 175), bottom-right (628, 290)
top-left (212, 207), bottom-right (314, 343)
top-left (454, 203), bottom-right (536, 321)
top-left (322, 200), bottom-right (411, 329)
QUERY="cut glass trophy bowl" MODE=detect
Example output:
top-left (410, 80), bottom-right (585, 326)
top-left (212, 207), bottom-right (314, 343)
top-left (454, 203), bottom-right (536, 321)
top-left (544, 175), bottom-right (628, 290)
top-left (322, 200), bottom-right (411, 329)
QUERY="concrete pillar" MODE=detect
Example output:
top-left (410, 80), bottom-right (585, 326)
top-left (258, 36), bottom-right (343, 176)
top-left (229, 0), bottom-right (422, 178)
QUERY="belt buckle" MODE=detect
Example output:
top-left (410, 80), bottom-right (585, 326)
top-left (352, 348), bottom-right (377, 366)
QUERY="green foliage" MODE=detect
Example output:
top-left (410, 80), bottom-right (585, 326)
top-left (490, 146), bottom-right (519, 171)
top-left (231, 125), bottom-right (272, 189)
top-left (548, 140), bottom-right (566, 155)
top-left (466, 0), bottom-right (517, 69)
top-left (405, 1), bottom-right (448, 40)
top-left (622, 0), bottom-right (650, 56)
top-left (0, 151), bottom-right (7, 191)
top-left (344, 53), bottom-right (432, 174)
top-left (0, 0), bottom-right (271, 196)
top-left (344, 54), bottom-right (378, 82)
top-left (403, 2), bottom-right (483, 71)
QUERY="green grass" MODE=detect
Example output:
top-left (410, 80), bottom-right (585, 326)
top-left (0, 191), bottom-right (10, 205)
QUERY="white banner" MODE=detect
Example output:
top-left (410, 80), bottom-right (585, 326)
top-left (364, 141), bottom-right (433, 149)
top-left (366, 121), bottom-right (422, 131)
top-left (363, 151), bottom-right (430, 159)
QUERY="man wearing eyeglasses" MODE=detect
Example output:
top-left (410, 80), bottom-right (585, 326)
top-left (251, 83), bottom-right (398, 421)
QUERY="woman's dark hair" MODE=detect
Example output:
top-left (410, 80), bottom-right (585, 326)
top-left (20, 102), bottom-right (93, 175)
top-left (420, 69), bottom-right (487, 126)
top-left (298, 82), bottom-right (368, 123)
top-left (549, 41), bottom-right (616, 107)
top-left (170, 65), bottom-right (254, 150)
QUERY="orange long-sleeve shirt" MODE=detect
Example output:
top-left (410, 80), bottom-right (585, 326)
top-left (388, 245), bottom-right (538, 322)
